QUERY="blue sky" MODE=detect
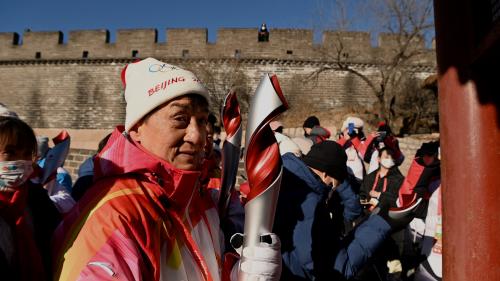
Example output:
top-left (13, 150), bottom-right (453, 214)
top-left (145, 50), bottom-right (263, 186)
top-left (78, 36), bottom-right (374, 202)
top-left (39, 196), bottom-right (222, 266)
top-left (0, 0), bottom-right (312, 42)
top-left (0, 0), bottom-right (381, 43)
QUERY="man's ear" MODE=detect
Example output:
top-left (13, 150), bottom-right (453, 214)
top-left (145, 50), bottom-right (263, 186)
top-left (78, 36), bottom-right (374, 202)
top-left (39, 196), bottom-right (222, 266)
top-left (128, 122), bottom-right (143, 143)
top-left (333, 178), bottom-right (340, 188)
top-left (320, 171), bottom-right (328, 182)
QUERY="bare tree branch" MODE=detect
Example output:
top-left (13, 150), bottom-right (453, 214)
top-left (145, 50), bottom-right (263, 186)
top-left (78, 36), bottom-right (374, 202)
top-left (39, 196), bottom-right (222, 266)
top-left (311, 0), bottom-right (434, 122)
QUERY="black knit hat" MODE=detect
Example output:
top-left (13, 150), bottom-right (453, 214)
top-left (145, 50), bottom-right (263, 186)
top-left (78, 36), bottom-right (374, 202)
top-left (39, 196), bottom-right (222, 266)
top-left (303, 116), bottom-right (320, 129)
top-left (416, 141), bottom-right (439, 157)
top-left (302, 140), bottom-right (348, 181)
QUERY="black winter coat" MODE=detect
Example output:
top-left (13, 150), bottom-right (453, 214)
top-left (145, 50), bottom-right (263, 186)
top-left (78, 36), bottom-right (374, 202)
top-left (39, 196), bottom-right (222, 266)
top-left (359, 168), bottom-right (404, 208)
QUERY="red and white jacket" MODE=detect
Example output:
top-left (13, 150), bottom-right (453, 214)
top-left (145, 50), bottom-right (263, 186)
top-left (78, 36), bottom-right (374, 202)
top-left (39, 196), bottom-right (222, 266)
top-left (337, 135), bottom-right (376, 181)
top-left (53, 126), bottom-right (233, 281)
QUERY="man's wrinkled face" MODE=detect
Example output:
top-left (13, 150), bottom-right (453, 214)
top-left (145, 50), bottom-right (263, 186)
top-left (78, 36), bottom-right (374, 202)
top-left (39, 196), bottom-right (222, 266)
top-left (129, 95), bottom-right (209, 171)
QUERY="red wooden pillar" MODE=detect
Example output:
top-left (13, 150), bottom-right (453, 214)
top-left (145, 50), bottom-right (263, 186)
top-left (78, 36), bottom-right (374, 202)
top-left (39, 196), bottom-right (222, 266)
top-left (434, 1), bottom-right (500, 280)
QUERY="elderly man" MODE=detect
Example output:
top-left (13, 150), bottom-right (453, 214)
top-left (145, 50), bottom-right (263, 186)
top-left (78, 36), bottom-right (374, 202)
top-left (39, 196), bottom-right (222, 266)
top-left (54, 58), bottom-right (280, 281)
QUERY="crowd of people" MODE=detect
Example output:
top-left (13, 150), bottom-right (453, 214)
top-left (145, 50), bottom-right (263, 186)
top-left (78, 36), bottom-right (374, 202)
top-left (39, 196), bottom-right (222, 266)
top-left (0, 57), bottom-right (442, 281)
top-left (270, 114), bottom-right (441, 281)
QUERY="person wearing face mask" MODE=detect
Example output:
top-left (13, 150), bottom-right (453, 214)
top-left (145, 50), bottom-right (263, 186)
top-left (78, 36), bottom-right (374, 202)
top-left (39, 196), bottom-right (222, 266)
top-left (273, 141), bottom-right (394, 280)
top-left (356, 147), bottom-right (406, 280)
top-left (53, 58), bottom-right (281, 281)
top-left (0, 115), bottom-right (61, 281)
top-left (367, 122), bottom-right (405, 174)
top-left (360, 147), bottom-right (405, 210)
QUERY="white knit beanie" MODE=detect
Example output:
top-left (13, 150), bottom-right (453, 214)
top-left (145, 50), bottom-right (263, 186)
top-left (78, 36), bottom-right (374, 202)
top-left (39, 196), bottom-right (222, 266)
top-left (122, 57), bottom-right (209, 132)
top-left (341, 116), bottom-right (364, 131)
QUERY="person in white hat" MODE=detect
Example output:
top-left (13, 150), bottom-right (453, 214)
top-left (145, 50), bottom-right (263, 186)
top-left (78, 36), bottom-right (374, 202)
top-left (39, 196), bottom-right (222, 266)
top-left (337, 117), bottom-right (368, 183)
top-left (54, 58), bottom-right (281, 281)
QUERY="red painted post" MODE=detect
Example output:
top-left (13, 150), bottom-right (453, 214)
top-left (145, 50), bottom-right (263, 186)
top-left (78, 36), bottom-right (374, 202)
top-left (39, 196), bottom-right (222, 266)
top-left (434, 1), bottom-right (500, 280)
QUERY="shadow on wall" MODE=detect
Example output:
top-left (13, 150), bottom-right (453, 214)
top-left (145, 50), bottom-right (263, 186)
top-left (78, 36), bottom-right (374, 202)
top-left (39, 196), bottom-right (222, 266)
top-left (74, 72), bottom-right (92, 128)
top-left (27, 88), bottom-right (46, 127)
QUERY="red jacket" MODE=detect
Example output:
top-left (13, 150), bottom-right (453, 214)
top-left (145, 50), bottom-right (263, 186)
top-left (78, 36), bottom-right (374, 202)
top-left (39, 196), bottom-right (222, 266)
top-left (337, 134), bottom-right (376, 160)
top-left (53, 127), bottom-right (224, 281)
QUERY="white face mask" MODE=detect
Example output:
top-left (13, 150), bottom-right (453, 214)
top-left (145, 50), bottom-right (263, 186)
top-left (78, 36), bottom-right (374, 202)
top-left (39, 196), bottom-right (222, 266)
top-left (380, 158), bottom-right (395, 169)
top-left (0, 160), bottom-right (34, 192)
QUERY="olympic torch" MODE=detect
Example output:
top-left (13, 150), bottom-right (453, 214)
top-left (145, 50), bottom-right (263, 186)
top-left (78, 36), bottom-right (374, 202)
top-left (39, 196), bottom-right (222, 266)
top-left (218, 91), bottom-right (243, 218)
top-left (239, 74), bottom-right (288, 279)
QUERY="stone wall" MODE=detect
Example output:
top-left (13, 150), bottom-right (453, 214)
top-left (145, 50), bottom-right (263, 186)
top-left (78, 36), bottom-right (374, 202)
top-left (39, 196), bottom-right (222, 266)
top-left (1, 62), bottom-right (125, 128)
top-left (0, 59), bottom-right (434, 129)
top-left (1, 27), bottom-right (438, 184)
top-left (65, 148), bottom-right (95, 181)
top-left (0, 28), bottom-right (435, 132)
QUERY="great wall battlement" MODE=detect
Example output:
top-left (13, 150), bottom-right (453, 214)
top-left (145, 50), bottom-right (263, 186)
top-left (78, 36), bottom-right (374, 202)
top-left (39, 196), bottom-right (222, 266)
top-left (0, 27), bottom-right (437, 163)
top-left (0, 28), bottom-right (436, 65)
top-left (0, 28), bottom-right (438, 178)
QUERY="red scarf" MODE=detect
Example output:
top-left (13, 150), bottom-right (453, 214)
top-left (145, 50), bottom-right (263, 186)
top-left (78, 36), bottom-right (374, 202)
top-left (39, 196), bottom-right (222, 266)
top-left (371, 172), bottom-right (388, 193)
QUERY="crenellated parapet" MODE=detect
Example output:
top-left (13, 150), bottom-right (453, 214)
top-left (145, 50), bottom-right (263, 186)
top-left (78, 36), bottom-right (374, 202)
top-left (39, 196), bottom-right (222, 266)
top-left (0, 28), bottom-right (435, 65)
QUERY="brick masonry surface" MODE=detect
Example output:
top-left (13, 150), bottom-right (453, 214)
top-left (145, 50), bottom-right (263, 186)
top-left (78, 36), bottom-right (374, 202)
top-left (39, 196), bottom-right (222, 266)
top-left (0, 27), bottom-right (439, 186)
top-left (65, 148), bottom-right (95, 181)
top-left (0, 28), bottom-right (436, 130)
